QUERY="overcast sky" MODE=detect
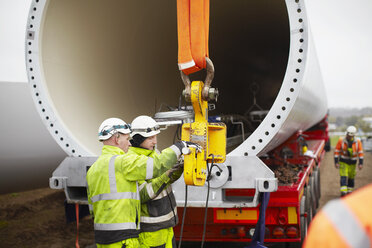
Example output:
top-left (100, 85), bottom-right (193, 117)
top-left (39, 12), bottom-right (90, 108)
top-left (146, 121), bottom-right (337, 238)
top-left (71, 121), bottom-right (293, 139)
top-left (306, 0), bottom-right (372, 109)
top-left (0, 0), bottom-right (31, 83)
top-left (0, 0), bottom-right (371, 108)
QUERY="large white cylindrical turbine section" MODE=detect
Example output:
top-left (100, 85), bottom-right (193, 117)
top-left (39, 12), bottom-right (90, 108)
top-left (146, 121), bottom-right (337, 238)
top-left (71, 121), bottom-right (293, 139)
top-left (230, 0), bottom-right (328, 156)
top-left (9, 0), bottom-right (327, 194)
top-left (26, 0), bottom-right (326, 157)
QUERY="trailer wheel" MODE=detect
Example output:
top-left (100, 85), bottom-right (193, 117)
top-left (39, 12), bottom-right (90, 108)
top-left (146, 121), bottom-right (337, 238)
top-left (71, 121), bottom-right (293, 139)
top-left (313, 170), bottom-right (319, 209)
top-left (313, 167), bottom-right (321, 208)
top-left (305, 184), bottom-right (313, 225)
top-left (310, 176), bottom-right (317, 215)
top-left (313, 168), bottom-right (320, 209)
top-left (324, 140), bottom-right (331, 152)
top-left (300, 195), bottom-right (307, 245)
top-left (317, 166), bottom-right (321, 199)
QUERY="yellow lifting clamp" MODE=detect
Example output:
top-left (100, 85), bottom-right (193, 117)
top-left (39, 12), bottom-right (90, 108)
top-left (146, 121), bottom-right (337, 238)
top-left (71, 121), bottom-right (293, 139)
top-left (181, 77), bottom-right (226, 186)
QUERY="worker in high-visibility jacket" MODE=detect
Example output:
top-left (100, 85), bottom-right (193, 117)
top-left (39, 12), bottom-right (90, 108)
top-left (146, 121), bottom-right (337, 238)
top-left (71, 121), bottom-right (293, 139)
top-left (304, 183), bottom-right (372, 248)
top-left (334, 125), bottom-right (364, 196)
top-left (86, 117), bottom-right (189, 248)
top-left (129, 116), bottom-right (184, 248)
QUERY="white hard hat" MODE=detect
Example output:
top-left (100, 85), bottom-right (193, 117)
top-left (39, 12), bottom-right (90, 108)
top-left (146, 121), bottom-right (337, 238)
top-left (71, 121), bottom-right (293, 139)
top-left (346, 125), bottom-right (357, 136)
top-left (98, 117), bottom-right (131, 141)
top-left (131, 115), bottom-right (160, 138)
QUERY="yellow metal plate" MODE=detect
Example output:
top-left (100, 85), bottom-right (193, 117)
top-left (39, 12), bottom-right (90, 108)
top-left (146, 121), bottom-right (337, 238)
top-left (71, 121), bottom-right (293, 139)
top-left (207, 123), bottom-right (226, 163)
top-left (215, 209), bottom-right (258, 223)
top-left (182, 122), bottom-right (226, 163)
top-left (287, 207), bottom-right (298, 224)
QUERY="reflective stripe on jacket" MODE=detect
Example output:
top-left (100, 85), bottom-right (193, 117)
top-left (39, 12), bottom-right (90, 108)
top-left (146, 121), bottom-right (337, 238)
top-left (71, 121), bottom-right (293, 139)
top-left (334, 137), bottom-right (364, 165)
top-left (304, 184), bottom-right (372, 248)
top-left (129, 147), bottom-right (179, 233)
top-left (86, 145), bottom-right (178, 244)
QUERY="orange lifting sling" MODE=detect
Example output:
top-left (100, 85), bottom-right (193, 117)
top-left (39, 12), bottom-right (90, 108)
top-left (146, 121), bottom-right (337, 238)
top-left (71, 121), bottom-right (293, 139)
top-left (177, 0), bottom-right (210, 75)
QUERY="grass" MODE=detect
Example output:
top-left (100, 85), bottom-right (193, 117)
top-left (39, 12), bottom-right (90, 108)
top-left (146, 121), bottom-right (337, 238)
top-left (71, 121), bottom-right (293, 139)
top-left (329, 135), bottom-right (340, 148)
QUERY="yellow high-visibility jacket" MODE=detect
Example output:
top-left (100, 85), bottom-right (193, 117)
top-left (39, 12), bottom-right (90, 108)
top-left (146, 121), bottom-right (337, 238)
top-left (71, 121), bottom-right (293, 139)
top-left (86, 145), bottom-right (179, 244)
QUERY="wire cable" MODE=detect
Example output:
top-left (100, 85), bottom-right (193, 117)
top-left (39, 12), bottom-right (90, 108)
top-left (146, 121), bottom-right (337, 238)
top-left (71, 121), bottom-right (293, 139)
top-left (166, 190), bottom-right (177, 226)
top-left (200, 180), bottom-right (210, 248)
top-left (178, 184), bottom-right (188, 248)
top-left (201, 155), bottom-right (215, 248)
top-left (173, 125), bottom-right (180, 143)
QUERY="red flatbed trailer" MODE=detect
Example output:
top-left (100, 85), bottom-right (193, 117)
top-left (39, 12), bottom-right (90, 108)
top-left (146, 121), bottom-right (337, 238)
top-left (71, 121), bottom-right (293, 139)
top-left (174, 124), bottom-right (328, 245)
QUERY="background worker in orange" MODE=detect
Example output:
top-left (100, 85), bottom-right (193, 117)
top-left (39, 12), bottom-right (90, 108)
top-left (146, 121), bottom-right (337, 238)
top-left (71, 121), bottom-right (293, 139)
top-left (334, 125), bottom-right (364, 196)
top-left (303, 183), bottom-right (372, 248)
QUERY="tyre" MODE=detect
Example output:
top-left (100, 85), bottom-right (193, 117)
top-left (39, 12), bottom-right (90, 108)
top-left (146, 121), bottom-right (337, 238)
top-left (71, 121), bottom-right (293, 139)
top-left (310, 176), bottom-right (317, 215)
top-left (312, 169), bottom-right (320, 209)
top-left (324, 139), bottom-right (331, 152)
top-left (305, 184), bottom-right (313, 225)
top-left (300, 195), bottom-right (307, 245)
top-left (315, 166), bottom-right (321, 199)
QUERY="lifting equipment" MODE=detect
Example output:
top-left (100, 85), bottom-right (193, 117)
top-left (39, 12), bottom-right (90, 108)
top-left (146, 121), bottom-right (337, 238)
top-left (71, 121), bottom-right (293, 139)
top-left (176, 2), bottom-right (270, 248)
top-left (177, 0), bottom-right (226, 187)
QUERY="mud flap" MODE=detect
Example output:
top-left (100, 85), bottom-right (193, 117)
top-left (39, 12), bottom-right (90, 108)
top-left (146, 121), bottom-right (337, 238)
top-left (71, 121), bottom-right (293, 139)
top-left (245, 192), bottom-right (270, 248)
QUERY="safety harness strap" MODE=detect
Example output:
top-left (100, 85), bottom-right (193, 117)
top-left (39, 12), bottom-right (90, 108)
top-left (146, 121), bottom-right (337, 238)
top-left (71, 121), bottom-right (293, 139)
top-left (177, 0), bottom-right (209, 75)
top-left (323, 199), bottom-right (370, 248)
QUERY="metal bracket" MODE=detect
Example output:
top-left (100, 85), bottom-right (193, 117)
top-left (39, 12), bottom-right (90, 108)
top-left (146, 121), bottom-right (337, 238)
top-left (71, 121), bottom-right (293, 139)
top-left (49, 176), bottom-right (67, 190)
top-left (173, 155), bottom-right (278, 208)
top-left (49, 156), bottom-right (98, 204)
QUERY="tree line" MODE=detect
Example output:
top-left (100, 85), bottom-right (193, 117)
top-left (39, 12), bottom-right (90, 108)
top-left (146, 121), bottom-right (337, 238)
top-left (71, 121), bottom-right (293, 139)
top-left (328, 107), bottom-right (372, 133)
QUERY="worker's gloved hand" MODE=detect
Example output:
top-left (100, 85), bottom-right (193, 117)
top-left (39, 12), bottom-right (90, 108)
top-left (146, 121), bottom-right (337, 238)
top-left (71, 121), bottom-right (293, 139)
top-left (174, 141), bottom-right (202, 155)
top-left (335, 163), bottom-right (340, 169)
top-left (184, 141), bottom-right (202, 152)
top-left (358, 164), bottom-right (363, 170)
top-left (166, 163), bottom-right (184, 182)
top-left (172, 162), bottom-right (184, 169)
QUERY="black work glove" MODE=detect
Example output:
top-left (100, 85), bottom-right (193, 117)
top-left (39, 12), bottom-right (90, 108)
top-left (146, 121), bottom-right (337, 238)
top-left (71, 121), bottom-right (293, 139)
top-left (166, 163), bottom-right (184, 182)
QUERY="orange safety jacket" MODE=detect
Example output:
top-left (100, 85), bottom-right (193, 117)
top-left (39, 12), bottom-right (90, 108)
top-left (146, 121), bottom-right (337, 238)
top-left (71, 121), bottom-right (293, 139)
top-left (304, 184), bottom-right (372, 248)
top-left (334, 137), bottom-right (364, 165)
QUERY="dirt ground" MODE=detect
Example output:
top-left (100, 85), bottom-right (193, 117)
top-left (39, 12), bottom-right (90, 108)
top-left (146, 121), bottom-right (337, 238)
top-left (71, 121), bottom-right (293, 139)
top-left (0, 188), bottom-right (94, 248)
top-left (318, 148), bottom-right (372, 209)
top-left (0, 148), bottom-right (371, 247)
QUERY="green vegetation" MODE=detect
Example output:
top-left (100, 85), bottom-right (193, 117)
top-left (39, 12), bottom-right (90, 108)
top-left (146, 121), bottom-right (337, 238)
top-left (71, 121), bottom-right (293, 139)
top-left (330, 135), bottom-right (340, 148)
top-left (329, 107), bottom-right (372, 133)
top-left (331, 116), bottom-right (372, 133)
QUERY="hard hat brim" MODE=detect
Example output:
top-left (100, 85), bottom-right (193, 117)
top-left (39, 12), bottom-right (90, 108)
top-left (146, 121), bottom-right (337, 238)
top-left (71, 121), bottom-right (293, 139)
top-left (131, 129), bottom-right (160, 138)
